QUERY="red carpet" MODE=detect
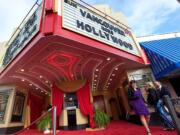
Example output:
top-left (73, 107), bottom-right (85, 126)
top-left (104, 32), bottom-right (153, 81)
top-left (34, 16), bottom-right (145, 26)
top-left (19, 121), bottom-right (177, 135)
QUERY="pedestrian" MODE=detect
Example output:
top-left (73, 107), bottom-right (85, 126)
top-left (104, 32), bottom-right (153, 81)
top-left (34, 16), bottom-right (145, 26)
top-left (154, 81), bottom-right (171, 99)
top-left (145, 82), bottom-right (158, 107)
top-left (128, 80), bottom-right (151, 135)
top-left (154, 81), bottom-right (175, 131)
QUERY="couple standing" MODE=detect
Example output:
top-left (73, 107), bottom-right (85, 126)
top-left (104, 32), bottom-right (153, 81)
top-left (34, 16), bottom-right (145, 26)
top-left (128, 80), bottom-right (174, 135)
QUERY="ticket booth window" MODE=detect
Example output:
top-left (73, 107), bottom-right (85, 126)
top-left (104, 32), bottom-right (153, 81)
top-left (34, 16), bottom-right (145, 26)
top-left (64, 93), bottom-right (78, 110)
top-left (64, 92), bottom-right (78, 130)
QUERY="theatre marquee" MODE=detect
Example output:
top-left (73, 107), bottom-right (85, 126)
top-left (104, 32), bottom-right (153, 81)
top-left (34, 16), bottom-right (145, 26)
top-left (62, 0), bottom-right (140, 56)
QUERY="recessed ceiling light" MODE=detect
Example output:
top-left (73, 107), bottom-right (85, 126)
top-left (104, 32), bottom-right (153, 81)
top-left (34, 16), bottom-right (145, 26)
top-left (94, 84), bottom-right (96, 86)
top-left (20, 69), bottom-right (25, 72)
top-left (95, 75), bottom-right (98, 77)
top-left (36, 87), bottom-right (38, 90)
top-left (21, 79), bottom-right (25, 82)
top-left (107, 57), bottom-right (111, 61)
top-left (50, 84), bottom-right (53, 87)
top-left (110, 79), bottom-right (112, 81)
top-left (94, 80), bottom-right (97, 82)
top-left (112, 74), bottom-right (115, 76)
top-left (45, 93), bottom-right (47, 95)
top-left (41, 90), bottom-right (43, 93)
top-left (45, 80), bottom-right (49, 83)
top-left (108, 83), bottom-right (110, 85)
top-left (39, 75), bottom-right (43, 78)
top-left (95, 69), bottom-right (99, 72)
top-left (115, 68), bottom-right (118, 70)
top-left (29, 83), bottom-right (32, 86)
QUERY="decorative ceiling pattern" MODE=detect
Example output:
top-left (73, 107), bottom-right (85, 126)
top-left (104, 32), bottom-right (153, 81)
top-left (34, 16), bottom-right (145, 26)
top-left (0, 36), bottom-right (144, 95)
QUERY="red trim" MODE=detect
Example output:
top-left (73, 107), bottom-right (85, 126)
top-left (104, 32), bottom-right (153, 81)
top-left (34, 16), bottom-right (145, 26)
top-left (43, 14), bottom-right (55, 35)
top-left (44, 0), bottom-right (54, 13)
top-left (39, 0), bottom-right (46, 33)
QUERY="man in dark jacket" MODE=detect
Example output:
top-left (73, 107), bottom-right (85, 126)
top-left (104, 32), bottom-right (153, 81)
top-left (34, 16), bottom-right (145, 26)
top-left (154, 81), bottom-right (171, 99)
top-left (154, 81), bottom-right (175, 130)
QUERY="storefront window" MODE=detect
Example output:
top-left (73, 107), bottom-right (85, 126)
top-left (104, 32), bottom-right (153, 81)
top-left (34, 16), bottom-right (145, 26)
top-left (0, 90), bottom-right (11, 123)
top-left (129, 73), bottom-right (153, 88)
top-left (11, 92), bottom-right (25, 122)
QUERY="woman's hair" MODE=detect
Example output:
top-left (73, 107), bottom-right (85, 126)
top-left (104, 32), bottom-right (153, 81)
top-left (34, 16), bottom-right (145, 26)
top-left (145, 82), bottom-right (155, 89)
top-left (129, 80), bottom-right (136, 87)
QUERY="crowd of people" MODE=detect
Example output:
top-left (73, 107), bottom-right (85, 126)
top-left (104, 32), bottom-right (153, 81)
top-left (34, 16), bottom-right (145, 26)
top-left (127, 80), bottom-right (175, 135)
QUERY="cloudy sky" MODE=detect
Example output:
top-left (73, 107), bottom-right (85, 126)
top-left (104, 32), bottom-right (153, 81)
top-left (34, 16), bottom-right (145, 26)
top-left (0, 0), bottom-right (180, 42)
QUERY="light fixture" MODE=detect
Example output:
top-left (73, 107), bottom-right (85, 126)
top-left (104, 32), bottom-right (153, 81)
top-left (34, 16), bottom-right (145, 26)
top-left (45, 80), bottom-right (49, 83)
top-left (45, 93), bottom-right (48, 95)
top-left (39, 75), bottom-right (43, 78)
top-left (21, 79), bottom-right (25, 82)
top-left (110, 79), bottom-right (112, 81)
top-left (36, 87), bottom-right (39, 90)
top-left (94, 80), bottom-right (97, 82)
top-left (115, 67), bottom-right (118, 70)
top-left (108, 83), bottom-right (110, 85)
top-left (41, 90), bottom-right (43, 93)
top-left (94, 83), bottom-right (96, 86)
top-left (29, 83), bottom-right (33, 86)
top-left (95, 75), bottom-right (98, 77)
top-left (106, 57), bottom-right (111, 61)
top-left (95, 69), bottom-right (99, 72)
top-left (20, 69), bottom-right (25, 72)
top-left (112, 74), bottom-right (115, 76)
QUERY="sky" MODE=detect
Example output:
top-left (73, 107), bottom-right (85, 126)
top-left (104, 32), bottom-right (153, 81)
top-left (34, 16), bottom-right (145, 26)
top-left (0, 0), bottom-right (180, 42)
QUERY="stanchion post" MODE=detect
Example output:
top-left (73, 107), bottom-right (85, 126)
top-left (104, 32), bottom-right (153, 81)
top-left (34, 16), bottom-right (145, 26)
top-left (53, 106), bottom-right (56, 135)
top-left (163, 95), bottom-right (180, 135)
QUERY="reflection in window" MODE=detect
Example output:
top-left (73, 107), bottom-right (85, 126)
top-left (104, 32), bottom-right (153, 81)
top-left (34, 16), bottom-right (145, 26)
top-left (11, 92), bottom-right (25, 122)
top-left (64, 93), bottom-right (78, 110)
top-left (129, 73), bottom-right (153, 88)
top-left (0, 90), bottom-right (11, 123)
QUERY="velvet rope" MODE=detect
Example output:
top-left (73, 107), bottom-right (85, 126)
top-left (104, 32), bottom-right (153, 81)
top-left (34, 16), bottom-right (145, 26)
top-left (77, 82), bottom-right (95, 128)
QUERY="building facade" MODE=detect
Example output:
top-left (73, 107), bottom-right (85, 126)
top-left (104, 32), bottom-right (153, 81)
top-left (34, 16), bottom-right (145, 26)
top-left (0, 0), bottom-right (150, 134)
top-left (138, 32), bottom-right (180, 97)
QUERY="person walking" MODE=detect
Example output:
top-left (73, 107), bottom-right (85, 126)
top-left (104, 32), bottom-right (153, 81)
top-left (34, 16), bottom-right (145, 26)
top-left (128, 80), bottom-right (151, 135)
top-left (154, 81), bottom-right (175, 130)
top-left (145, 82), bottom-right (159, 107)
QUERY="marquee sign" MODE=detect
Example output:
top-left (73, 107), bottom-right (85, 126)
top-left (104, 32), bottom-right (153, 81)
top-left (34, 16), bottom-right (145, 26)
top-left (62, 0), bottom-right (140, 56)
top-left (3, 3), bottom-right (42, 66)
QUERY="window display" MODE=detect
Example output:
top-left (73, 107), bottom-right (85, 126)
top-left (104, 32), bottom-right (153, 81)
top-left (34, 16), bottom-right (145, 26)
top-left (0, 90), bottom-right (11, 123)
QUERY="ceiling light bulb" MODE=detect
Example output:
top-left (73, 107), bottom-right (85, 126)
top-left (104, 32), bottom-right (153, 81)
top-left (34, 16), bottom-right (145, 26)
top-left (21, 79), bottom-right (25, 82)
top-left (112, 74), bottom-right (115, 76)
top-left (20, 69), bottom-right (25, 72)
top-left (95, 69), bottom-right (99, 72)
top-left (115, 68), bottom-right (118, 70)
top-left (45, 80), bottom-right (49, 83)
top-left (107, 57), bottom-right (111, 61)
top-left (39, 75), bottom-right (43, 78)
